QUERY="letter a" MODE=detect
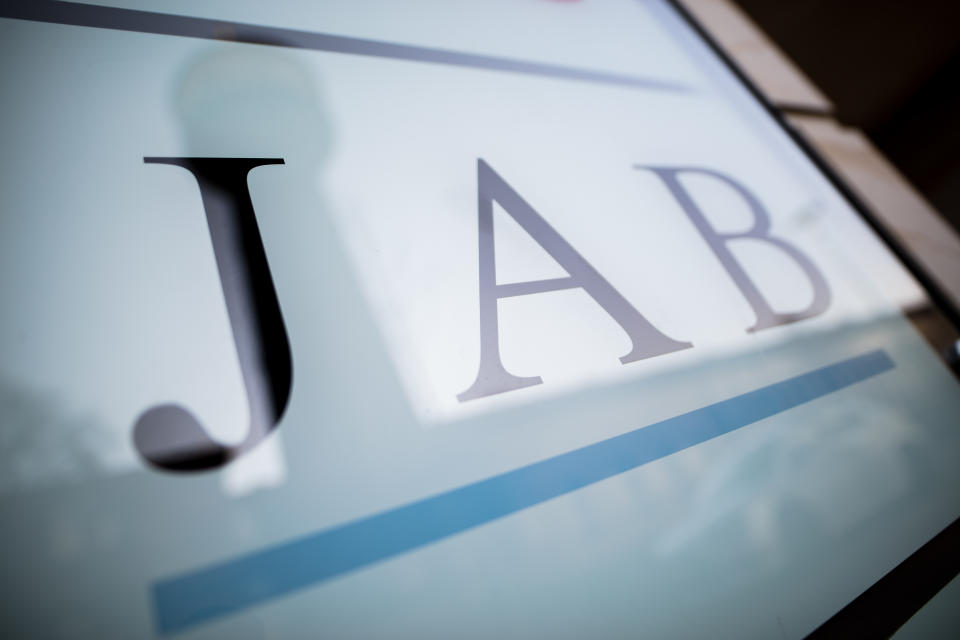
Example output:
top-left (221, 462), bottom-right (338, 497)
top-left (637, 166), bottom-right (831, 332)
top-left (458, 159), bottom-right (691, 402)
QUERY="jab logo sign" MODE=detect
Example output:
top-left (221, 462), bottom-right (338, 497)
top-left (134, 156), bottom-right (829, 473)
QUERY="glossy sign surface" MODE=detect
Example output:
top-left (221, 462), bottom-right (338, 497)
top-left (1, 1), bottom-right (959, 638)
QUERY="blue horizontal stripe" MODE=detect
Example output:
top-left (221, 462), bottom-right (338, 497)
top-left (154, 349), bottom-right (894, 634)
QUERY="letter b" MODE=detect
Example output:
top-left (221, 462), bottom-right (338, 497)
top-left (637, 166), bottom-right (831, 332)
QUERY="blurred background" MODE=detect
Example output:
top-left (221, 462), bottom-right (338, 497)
top-left (679, 0), bottom-right (960, 316)
top-left (734, 0), bottom-right (960, 234)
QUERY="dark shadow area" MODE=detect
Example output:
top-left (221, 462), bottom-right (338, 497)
top-left (734, 0), bottom-right (960, 232)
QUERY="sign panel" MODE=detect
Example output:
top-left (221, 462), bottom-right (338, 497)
top-left (1, 1), bottom-right (959, 637)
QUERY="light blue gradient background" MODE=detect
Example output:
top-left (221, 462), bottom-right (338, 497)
top-left (1, 2), bottom-right (960, 639)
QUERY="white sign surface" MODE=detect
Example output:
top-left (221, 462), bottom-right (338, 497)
top-left (0, 2), bottom-right (958, 638)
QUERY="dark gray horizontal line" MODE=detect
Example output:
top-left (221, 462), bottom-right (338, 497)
top-left (496, 277), bottom-right (576, 298)
top-left (2, 0), bottom-right (691, 94)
